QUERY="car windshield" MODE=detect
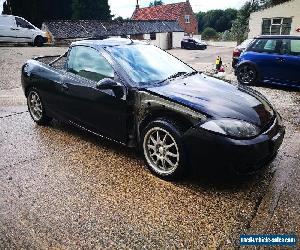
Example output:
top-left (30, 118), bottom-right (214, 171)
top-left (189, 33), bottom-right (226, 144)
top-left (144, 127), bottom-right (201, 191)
top-left (107, 44), bottom-right (195, 86)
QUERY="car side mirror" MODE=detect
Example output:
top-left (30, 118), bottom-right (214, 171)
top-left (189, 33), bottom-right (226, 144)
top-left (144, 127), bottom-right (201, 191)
top-left (96, 78), bottom-right (120, 89)
top-left (96, 78), bottom-right (124, 98)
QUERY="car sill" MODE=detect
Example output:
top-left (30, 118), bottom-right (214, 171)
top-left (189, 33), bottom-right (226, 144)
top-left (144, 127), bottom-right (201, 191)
top-left (68, 120), bottom-right (127, 146)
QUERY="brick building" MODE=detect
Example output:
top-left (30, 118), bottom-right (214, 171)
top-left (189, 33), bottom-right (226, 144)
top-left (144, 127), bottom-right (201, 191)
top-left (131, 0), bottom-right (198, 36)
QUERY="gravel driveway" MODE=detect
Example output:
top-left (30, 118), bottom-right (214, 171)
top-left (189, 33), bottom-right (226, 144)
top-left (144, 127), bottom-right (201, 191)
top-left (0, 45), bottom-right (299, 248)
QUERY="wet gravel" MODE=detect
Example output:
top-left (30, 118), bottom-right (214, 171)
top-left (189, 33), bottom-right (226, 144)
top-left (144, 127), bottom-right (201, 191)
top-left (0, 46), bottom-right (299, 248)
top-left (0, 46), bottom-right (67, 90)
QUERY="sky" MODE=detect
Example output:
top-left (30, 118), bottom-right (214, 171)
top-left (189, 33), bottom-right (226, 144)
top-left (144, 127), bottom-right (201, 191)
top-left (109, 0), bottom-right (248, 18)
top-left (0, 0), bottom-right (248, 18)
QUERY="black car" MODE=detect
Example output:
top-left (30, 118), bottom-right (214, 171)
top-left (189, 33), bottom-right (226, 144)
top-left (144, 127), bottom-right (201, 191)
top-left (21, 38), bottom-right (285, 180)
top-left (181, 38), bottom-right (207, 50)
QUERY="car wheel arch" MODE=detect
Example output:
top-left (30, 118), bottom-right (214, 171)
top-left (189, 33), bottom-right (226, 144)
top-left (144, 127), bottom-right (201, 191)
top-left (25, 85), bottom-right (34, 97)
top-left (237, 61), bottom-right (261, 82)
top-left (33, 35), bottom-right (44, 47)
top-left (138, 110), bottom-right (194, 142)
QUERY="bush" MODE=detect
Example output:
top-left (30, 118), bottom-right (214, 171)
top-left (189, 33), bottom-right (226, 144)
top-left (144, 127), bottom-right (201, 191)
top-left (221, 30), bottom-right (234, 41)
top-left (201, 27), bottom-right (218, 40)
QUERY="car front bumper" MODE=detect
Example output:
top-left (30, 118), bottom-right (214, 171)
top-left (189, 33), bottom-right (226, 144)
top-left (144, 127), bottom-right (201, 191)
top-left (42, 36), bottom-right (48, 43)
top-left (182, 115), bottom-right (285, 174)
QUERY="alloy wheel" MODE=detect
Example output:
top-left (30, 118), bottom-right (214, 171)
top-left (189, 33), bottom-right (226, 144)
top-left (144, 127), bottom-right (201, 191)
top-left (239, 65), bottom-right (256, 84)
top-left (143, 127), bottom-right (180, 175)
top-left (28, 91), bottom-right (43, 121)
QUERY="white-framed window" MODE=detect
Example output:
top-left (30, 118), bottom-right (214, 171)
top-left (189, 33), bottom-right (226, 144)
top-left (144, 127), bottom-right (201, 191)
top-left (150, 33), bottom-right (156, 40)
top-left (262, 17), bottom-right (292, 35)
top-left (184, 15), bottom-right (190, 24)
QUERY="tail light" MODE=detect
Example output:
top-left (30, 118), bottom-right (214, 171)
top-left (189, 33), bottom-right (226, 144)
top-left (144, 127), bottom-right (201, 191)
top-left (233, 48), bottom-right (241, 58)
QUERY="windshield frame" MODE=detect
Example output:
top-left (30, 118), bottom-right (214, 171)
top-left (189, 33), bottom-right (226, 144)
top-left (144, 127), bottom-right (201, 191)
top-left (104, 44), bottom-right (197, 88)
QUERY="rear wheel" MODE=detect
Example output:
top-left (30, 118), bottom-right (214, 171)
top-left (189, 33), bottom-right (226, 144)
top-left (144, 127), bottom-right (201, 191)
top-left (237, 64), bottom-right (257, 85)
top-left (27, 88), bottom-right (52, 125)
top-left (142, 119), bottom-right (186, 180)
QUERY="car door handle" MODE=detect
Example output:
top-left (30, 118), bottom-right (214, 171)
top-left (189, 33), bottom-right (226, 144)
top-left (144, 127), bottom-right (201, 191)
top-left (10, 28), bottom-right (19, 30)
top-left (61, 83), bottom-right (69, 91)
top-left (275, 57), bottom-right (285, 63)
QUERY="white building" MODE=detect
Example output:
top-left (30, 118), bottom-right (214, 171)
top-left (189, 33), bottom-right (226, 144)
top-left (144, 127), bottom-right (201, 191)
top-left (248, 0), bottom-right (300, 38)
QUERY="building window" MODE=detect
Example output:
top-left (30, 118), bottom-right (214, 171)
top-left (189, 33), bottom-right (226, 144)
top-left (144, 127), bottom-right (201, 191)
top-left (184, 15), bottom-right (190, 24)
top-left (262, 17), bottom-right (292, 35)
top-left (150, 33), bottom-right (156, 40)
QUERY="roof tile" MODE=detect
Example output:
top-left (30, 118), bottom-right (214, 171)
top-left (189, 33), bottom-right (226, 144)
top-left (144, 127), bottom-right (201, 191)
top-left (132, 2), bottom-right (187, 21)
top-left (43, 20), bottom-right (184, 39)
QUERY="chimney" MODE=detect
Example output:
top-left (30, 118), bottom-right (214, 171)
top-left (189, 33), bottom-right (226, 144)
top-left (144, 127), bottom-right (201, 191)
top-left (136, 0), bottom-right (139, 9)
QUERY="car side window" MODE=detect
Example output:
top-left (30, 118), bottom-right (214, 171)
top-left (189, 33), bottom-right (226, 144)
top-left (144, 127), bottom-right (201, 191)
top-left (279, 39), bottom-right (300, 56)
top-left (249, 39), bottom-right (281, 54)
top-left (67, 46), bottom-right (114, 82)
top-left (15, 17), bottom-right (34, 29)
top-left (290, 40), bottom-right (300, 56)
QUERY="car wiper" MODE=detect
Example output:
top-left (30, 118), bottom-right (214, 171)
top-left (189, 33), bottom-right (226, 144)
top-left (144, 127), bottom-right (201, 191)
top-left (155, 71), bottom-right (198, 85)
top-left (184, 71), bottom-right (199, 76)
top-left (154, 71), bottom-right (187, 85)
top-left (167, 71), bottom-right (188, 80)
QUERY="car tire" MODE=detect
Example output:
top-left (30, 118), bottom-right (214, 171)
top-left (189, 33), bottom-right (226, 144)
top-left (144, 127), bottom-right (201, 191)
top-left (232, 60), bottom-right (237, 68)
top-left (237, 64), bottom-right (257, 85)
top-left (142, 119), bottom-right (186, 180)
top-left (34, 36), bottom-right (44, 47)
top-left (27, 88), bottom-right (52, 125)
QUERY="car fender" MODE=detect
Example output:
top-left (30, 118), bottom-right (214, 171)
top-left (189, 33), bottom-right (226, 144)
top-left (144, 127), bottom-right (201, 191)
top-left (32, 29), bottom-right (47, 42)
top-left (134, 90), bottom-right (207, 145)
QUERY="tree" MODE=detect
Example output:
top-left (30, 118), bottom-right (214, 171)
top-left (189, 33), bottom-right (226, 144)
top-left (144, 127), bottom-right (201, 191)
top-left (2, 0), bottom-right (73, 27)
top-left (230, 0), bottom-right (259, 44)
top-left (201, 27), bottom-right (218, 40)
top-left (113, 16), bottom-right (130, 22)
top-left (266, 0), bottom-right (291, 6)
top-left (2, 0), bottom-right (112, 26)
top-left (196, 9), bottom-right (237, 33)
top-left (2, 0), bottom-right (11, 14)
top-left (196, 11), bottom-right (206, 32)
top-left (149, 0), bottom-right (163, 7)
top-left (72, 0), bottom-right (112, 20)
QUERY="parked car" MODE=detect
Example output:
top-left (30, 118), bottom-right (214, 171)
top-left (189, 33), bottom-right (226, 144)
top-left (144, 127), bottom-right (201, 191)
top-left (181, 38), bottom-right (207, 50)
top-left (232, 39), bottom-right (254, 68)
top-left (0, 15), bottom-right (47, 46)
top-left (21, 38), bottom-right (285, 180)
top-left (236, 35), bottom-right (300, 88)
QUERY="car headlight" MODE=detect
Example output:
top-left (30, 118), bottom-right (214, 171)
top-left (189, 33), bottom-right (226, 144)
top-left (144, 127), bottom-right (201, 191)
top-left (200, 119), bottom-right (260, 138)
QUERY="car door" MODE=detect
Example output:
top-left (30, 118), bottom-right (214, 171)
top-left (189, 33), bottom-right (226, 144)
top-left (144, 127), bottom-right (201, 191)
top-left (278, 39), bottom-right (300, 87)
top-left (60, 45), bottom-right (129, 143)
top-left (15, 17), bottom-right (34, 42)
top-left (0, 16), bottom-right (18, 42)
top-left (246, 38), bottom-right (283, 83)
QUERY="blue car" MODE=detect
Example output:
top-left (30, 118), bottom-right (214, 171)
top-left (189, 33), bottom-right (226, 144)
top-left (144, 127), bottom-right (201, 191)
top-left (236, 35), bottom-right (300, 88)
